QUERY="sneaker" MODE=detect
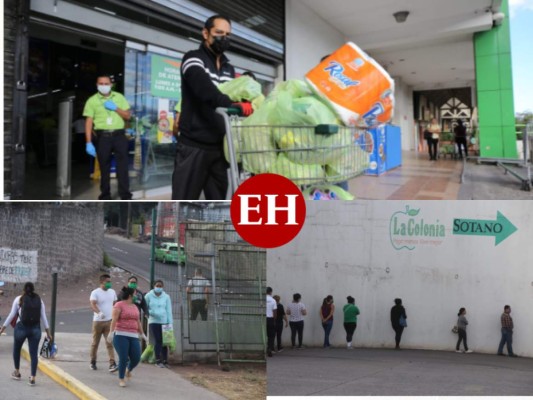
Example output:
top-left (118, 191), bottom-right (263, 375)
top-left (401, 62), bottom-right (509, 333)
top-left (465, 350), bottom-right (473, 354)
top-left (497, 353), bottom-right (505, 356)
top-left (509, 353), bottom-right (518, 357)
top-left (267, 351), bottom-right (273, 357)
top-left (28, 377), bottom-right (35, 387)
top-left (163, 362), bottom-right (170, 369)
top-left (277, 347), bottom-right (284, 353)
top-left (455, 350), bottom-right (463, 353)
top-left (90, 362), bottom-right (97, 371)
top-left (156, 362), bottom-right (166, 368)
top-left (108, 363), bottom-right (118, 373)
top-left (11, 371), bottom-right (21, 380)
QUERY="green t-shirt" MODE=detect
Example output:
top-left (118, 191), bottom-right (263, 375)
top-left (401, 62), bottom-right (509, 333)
top-left (343, 303), bottom-right (360, 323)
top-left (83, 91), bottom-right (130, 130)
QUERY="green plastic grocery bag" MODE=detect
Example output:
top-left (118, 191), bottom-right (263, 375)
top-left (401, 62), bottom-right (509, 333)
top-left (162, 324), bottom-right (176, 353)
top-left (141, 344), bottom-right (155, 364)
top-left (218, 76), bottom-right (262, 102)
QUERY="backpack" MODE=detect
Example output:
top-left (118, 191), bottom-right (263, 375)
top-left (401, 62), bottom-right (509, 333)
top-left (20, 295), bottom-right (41, 326)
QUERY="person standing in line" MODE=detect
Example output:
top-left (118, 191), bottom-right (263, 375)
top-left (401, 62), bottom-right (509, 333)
top-left (171, 15), bottom-right (253, 200)
top-left (390, 298), bottom-right (407, 350)
top-left (266, 287), bottom-right (277, 357)
top-left (145, 280), bottom-right (173, 367)
top-left (426, 118), bottom-right (441, 161)
top-left (107, 287), bottom-right (148, 387)
top-left (320, 295), bottom-right (335, 348)
top-left (273, 295), bottom-right (288, 352)
top-left (497, 305), bottom-right (517, 357)
top-left (83, 74), bottom-right (132, 200)
top-left (0, 282), bottom-right (52, 386)
top-left (285, 293), bottom-right (307, 349)
top-left (89, 274), bottom-right (118, 372)
top-left (454, 119), bottom-right (468, 159)
top-left (343, 296), bottom-right (360, 350)
top-left (455, 307), bottom-right (473, 353)
top-left (186, 268), bottom-right (211, 321)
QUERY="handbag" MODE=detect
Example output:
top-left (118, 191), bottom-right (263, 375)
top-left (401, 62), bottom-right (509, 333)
top-left (10, 312), bottom-right (18, 328)
top-left (424, 130), bottom-right (431, 140)
top-left (451, 325), bottom-right (459, 334)
top-left (399, 315), bottom-right (407, 327)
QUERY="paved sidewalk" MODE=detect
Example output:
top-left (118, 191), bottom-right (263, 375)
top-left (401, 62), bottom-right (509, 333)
top-left (267, 347), bottom-right (533, 396)
top-left (2, 332), bottom-right (224, 400)
top-left (0, 335), bottom-right (77, 400)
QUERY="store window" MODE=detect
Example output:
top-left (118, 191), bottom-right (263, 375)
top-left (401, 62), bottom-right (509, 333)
top-left (124, 44), bottom-right (182, 191)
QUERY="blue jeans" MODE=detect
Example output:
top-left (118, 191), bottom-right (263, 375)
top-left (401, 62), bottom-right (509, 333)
top-left (322, 320), bottom-right (333, 347)
top-left (149, 323), bottom-right (168, 363)
top-left (14, 322), bottom-right (41, 376)
top-left (113, 334), bottom-right (141, 379)
top-left (498, 328), bottom-right (514, 355)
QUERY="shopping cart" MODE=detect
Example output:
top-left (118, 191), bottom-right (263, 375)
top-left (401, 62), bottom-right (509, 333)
top-left (217, 108), bottom-right (372, 197)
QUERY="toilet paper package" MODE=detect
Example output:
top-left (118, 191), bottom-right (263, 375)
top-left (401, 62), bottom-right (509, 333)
top-left (305, 42), bottom-right (395, 127)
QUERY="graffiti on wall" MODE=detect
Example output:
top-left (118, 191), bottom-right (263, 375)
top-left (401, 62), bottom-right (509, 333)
top-left (0, 248), bottom-right (38, 283)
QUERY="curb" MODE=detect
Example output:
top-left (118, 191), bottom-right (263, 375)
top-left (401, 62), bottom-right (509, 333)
top-left (21, 348), bottom-right (108, 400)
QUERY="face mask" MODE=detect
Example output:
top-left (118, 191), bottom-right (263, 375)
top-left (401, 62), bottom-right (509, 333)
top-left (154, 287), bottom-right (163, 294)
top-left (210, 35), bottom-right (230, 55)
top-left (128, 283), bottom-right (137, 290)
top-left (97, 85), bottom-right (111, 95)
top-left (104, 282), bottom-right (112, 290)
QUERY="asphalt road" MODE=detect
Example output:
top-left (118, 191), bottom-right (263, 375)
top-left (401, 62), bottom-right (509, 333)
top-left (103, 235), bottom-right (207, 284)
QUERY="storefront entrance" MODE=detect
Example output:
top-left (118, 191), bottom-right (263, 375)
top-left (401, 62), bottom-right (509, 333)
top-left (24, 21), bottom-right (125, 199)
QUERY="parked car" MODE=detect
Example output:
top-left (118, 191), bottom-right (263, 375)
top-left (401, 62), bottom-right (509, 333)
top-left (154, 242), bottom-right (186, 265)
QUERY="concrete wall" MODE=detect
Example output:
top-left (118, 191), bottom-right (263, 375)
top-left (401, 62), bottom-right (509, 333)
top-left (285, 0), bottom-right (345, 79)
top-left (268, 201), bottom-right (533, 356)
top-left (392, 77), bottom-right (415, 150)
top-left (0, 203), bottom-right (104, 292)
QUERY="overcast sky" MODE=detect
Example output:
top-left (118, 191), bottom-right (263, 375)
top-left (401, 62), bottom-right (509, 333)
top-left (510, 0), bottom-right (533, 113)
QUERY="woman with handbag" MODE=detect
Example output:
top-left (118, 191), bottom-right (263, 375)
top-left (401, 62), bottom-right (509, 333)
top-left (390, 298), bottom-right (407, 350)
top-left (0, 282), bottom-right (52, 386)
top-left (456, 307), bottom-right (473, 353)
top-left (145, 280), bottom-right (173, 368)
top-left (426, 118), bottom-right (441, 161)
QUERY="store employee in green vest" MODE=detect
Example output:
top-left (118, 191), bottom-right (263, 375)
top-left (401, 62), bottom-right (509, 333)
top-left (84, 74), bottom-right (132, 200)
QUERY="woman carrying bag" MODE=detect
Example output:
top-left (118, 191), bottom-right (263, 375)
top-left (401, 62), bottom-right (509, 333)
top-left (0, 282), bottom-right (52, 386)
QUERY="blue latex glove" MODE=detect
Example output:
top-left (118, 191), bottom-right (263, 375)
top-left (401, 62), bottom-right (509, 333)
top-left (104, 100), bottom-right (117, 111)
top-left (86, 143), bottom-right (96, 157)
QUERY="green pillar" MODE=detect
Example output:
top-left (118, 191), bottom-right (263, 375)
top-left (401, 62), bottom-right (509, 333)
top-left (474, 0), bottom-right (517, 159)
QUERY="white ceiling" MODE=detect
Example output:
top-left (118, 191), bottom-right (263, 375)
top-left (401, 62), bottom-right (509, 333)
top-left (300, 0), bottom-right (498, 90)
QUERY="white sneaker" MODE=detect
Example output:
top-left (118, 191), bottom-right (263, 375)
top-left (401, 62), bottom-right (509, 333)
top-left (465, 350), bottom-right (473, 353)
top-left (455, 350), bottom-right (463, 353)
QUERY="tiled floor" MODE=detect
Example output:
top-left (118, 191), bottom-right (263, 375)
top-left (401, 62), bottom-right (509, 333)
top-left (25, 150), bottom-right (531, 201)
top-left (351, 151), bottom-right (463, 200)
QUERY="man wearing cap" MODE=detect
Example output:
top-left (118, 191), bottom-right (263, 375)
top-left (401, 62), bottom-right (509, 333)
top-left (84, 74), bottom-right (132, 200)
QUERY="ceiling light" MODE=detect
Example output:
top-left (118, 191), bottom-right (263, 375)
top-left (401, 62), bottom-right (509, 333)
top-left (393, 11), bottom-right (410, 23)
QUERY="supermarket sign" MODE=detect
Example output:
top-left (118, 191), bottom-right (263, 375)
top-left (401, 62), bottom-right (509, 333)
top-left (452, 211), bottom-right (517, 246)
top-left (0, 248), bottom-right (38, 283)
top-left (151, 54), bottom-right (181, 99)
top-left (389, 206), bottom-right (445, 251)
top-left (389, 207), bottom-right (517, 251)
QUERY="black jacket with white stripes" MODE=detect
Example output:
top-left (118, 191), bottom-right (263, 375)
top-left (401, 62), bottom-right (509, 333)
top-left (179, 43), bottom-right (235, 148)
